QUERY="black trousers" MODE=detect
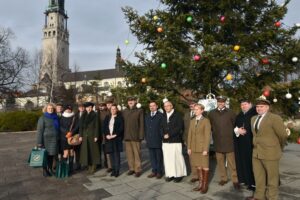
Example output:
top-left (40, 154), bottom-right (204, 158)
top-left (109, 151), bottom-right (120, 172)
top-left (148, 148), bottom-right (163, 174)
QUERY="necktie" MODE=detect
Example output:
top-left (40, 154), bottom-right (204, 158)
top-left (196, 119), bottom-right (199, 125)
top-left (254, 115), bottom-right (262, 132)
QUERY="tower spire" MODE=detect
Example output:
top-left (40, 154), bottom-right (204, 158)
top-left (115, 47), bottom-right (122, 71)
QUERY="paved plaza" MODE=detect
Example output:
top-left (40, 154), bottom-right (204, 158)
top-left (0, 131), bottom-right (299, 200)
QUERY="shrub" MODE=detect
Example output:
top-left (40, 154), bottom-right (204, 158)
top-left (287, 128), bottom-right (300, 143)
top-left (0, 111), bottom-right (42, 132)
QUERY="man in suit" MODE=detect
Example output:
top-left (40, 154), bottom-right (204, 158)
top-left (144, 101), bottom-right (164, 179)
top-left (122, 96), bottom-right (144, 177)
top-left (183, 101), bottom-right (197, 182)
top-left (246, 97), bottom-right (287, 200)
top-left (162, 101), bottom-right (186, 182)
top-left (208, 96), bottom-right (239, 189)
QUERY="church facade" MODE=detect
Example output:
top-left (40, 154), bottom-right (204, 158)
top-left (13, 0), bottom-right (125, 109)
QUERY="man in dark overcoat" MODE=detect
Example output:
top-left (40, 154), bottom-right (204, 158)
top-left (122, 96), bottom-right (144, 177)
top-left (208, 96), bottom-right (239, 189)
top-left (246, 97), bottom-right (287, 200)
top-left (145, 101), bottom-right (164, 179)
top-left (234, 98), bottom-right (257, 191)
top-left (79, 102), bottom-right (101, 174)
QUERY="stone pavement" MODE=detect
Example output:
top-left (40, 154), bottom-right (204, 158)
top-left (0, 131), bottom-right (299, 200)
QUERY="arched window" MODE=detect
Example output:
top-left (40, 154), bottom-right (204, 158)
top-left (48, 31), bottom-right (51, 37)
top-left (53, 31), bottom-right (56, 36)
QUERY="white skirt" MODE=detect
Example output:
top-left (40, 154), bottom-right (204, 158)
top-left (162, 143), bottom-right (187, 178)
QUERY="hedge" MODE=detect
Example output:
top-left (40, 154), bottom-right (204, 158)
top-left (0, 111), bottom-right (42, 132)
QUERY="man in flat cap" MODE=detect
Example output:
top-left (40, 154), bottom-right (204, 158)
top-left (246, 97), bottom-right (287, 200)
top-left (208, 96), bottom-right (239, 189)
top-left (234, 98), bottom-right (257, 191)
top-left (122, 96), bottom-right (144, 177)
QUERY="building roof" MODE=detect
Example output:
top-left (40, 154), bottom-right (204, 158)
top-left (63, 68), bottom-right (124, 82)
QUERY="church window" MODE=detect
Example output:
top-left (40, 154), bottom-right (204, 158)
top-left (44, 32), bottom-right (47, 37)
top-left (48, 31), bottom-right (51, 37)
top-left (53, 31), bottom-right (56, 36)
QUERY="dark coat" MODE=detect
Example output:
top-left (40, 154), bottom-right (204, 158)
top-left (79, 111), bottom-right (100, 165)
top-left (36, 115), bottom-right (59, 156)
top-left (144, 111), bottom-right (164, 148)
top-left (59, 114), bottom-right (79, 150)
top-left (122, 107), bottom-right (144, 141)
top-left (103, 113), bottom-right (124, 153)
top-left (208, 108), bottom-right (236, 152)
top-left (162, 110), bottom-right (184, 143)
top-left (234, 106), bottom-right (257, 186)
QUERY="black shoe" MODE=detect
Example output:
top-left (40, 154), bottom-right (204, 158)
top-left (247, 185), bottom-right (255, 191)
top-left (173, 177), bottom-right (183, 183)
top-left (110, 170), bottom-right (115, 177)
top-left (114, 171), bottom-right (119, 177)
top-left (127, 170), bottom-right (135, 175)
top-left (165, 177), bottom-right (174, 182)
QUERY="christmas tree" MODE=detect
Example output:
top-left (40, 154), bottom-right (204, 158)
top-left (121, 0), bottom-right (300, 114)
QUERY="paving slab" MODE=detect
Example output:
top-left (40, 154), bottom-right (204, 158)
top-left (104, 184), bottom-right (136, 195)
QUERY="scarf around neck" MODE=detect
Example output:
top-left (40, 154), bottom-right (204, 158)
top-left (44, 112), bottom-right (59, 131)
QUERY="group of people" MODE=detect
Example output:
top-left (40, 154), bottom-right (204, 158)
top-left (36, 94), bottom-right (288, 200)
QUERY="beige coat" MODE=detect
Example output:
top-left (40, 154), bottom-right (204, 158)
top-left (187, 117), bottom-right (211, 153)
top-left (251, 112), bottom-right (287, 161)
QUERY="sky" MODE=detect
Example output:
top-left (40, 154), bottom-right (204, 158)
top-left (0, 0), bottom-right (299, 72)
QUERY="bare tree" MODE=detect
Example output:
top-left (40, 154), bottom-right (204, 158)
top-left (0, 27), bottom-right (30, 98)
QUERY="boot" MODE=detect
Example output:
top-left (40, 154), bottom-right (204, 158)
top-left (200, 169), bottom-right (209, 194)
top-left (193, 168), bottom-right (202, 191)
top-left (69, 156), bottom-right (74, 175)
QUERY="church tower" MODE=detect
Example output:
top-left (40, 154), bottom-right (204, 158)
top-left (40, 0), bottom-right (69, 85)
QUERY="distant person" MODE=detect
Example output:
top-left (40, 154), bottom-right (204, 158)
top-left (73, 103), bottom-right (85, 170)
top-left (208, 96), bottom-right (239, 189)
top-left (36, 103), bottom-right (60, 177)
top-left (187, 104), bottom-right (211, 193)
top-left (144, 101), bottom-right (164, 179)
top-left (246, 97), bottom-right (288, 200)
top-left (234, 98), bottom-right (257, 191)
top-left (103, 104), bottom-right (124, 177)
top-left (162, 101), bottom-right (186, 183)
top-left (122, 96), bottom-right (144, 177)
top-left (79, 102), bottom-right (101, 174)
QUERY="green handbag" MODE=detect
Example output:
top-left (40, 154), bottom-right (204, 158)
top-left (28, 148), bottom-right (47, 168)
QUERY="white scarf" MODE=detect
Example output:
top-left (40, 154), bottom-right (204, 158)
top-left (62, 112), bottom-right (74, 118)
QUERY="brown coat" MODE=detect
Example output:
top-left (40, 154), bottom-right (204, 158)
top-left (187, 117), bottom-right (211, 153)
top-left (208, 108), bottom-right (236, 153)
top-left (251, 112), bottom-right (287, 160)
top-left (122, 107), bottom-right (144, 141)
top-left (183, 110), bottom-right (194, 144)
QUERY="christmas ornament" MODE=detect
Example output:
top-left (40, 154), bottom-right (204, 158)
top-left (136, 103), bottom-right (142, 108)
top-left (125, 39), bottom-right (129, 45)
top-left (285, 92), bottom-right (292, 99)
top-left (107, 91), bottom-right (112, 97)
top-left (274, 21), bottom-right (281, 27)
top-left (263, 90), bottom-right (270, 97)
top-left (193, 54), bottom-right (201, 61)
top-left (153, 15), bottom-right (159, 21)
top-left (295, 23), bottom-right (300, 28)
top-left (297, 137), bottom-right (300, 144)
top-left (141, 77), bottom-right (147, 83)
top-left (186, 16), bottom-right (193, 23)
top-left (273, 98), bottom-right (278, 103)
top-left (220, 16), bottom-right (225, 23)
top-left (162, 97), bottom-right (168, 103)
top-left (157, 27), bottom-right (163, 33)
top-left (233, 45), bottom-right (240, 51)
top-left (261, 58), bottom-right (269, 65)
top-left (292, 57), bottom-right (298, 62)
top-left (226, 73), bottom-right (233, 81)
top-left (161, 63), bottom-right (167, 69)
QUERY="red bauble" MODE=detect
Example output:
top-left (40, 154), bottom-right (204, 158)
top-left (297, 137), bottom-right (300, 144)
top-left (220, 16), bottom-right (225, 23)
top-left (263, 90), bottom-right (270, 97)
top-left (193, 55), bottom-right (201, 61)
top-left (262, 58), bottom-right (269, 65)
top-left (275, 21), bottom-right (281, 27)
